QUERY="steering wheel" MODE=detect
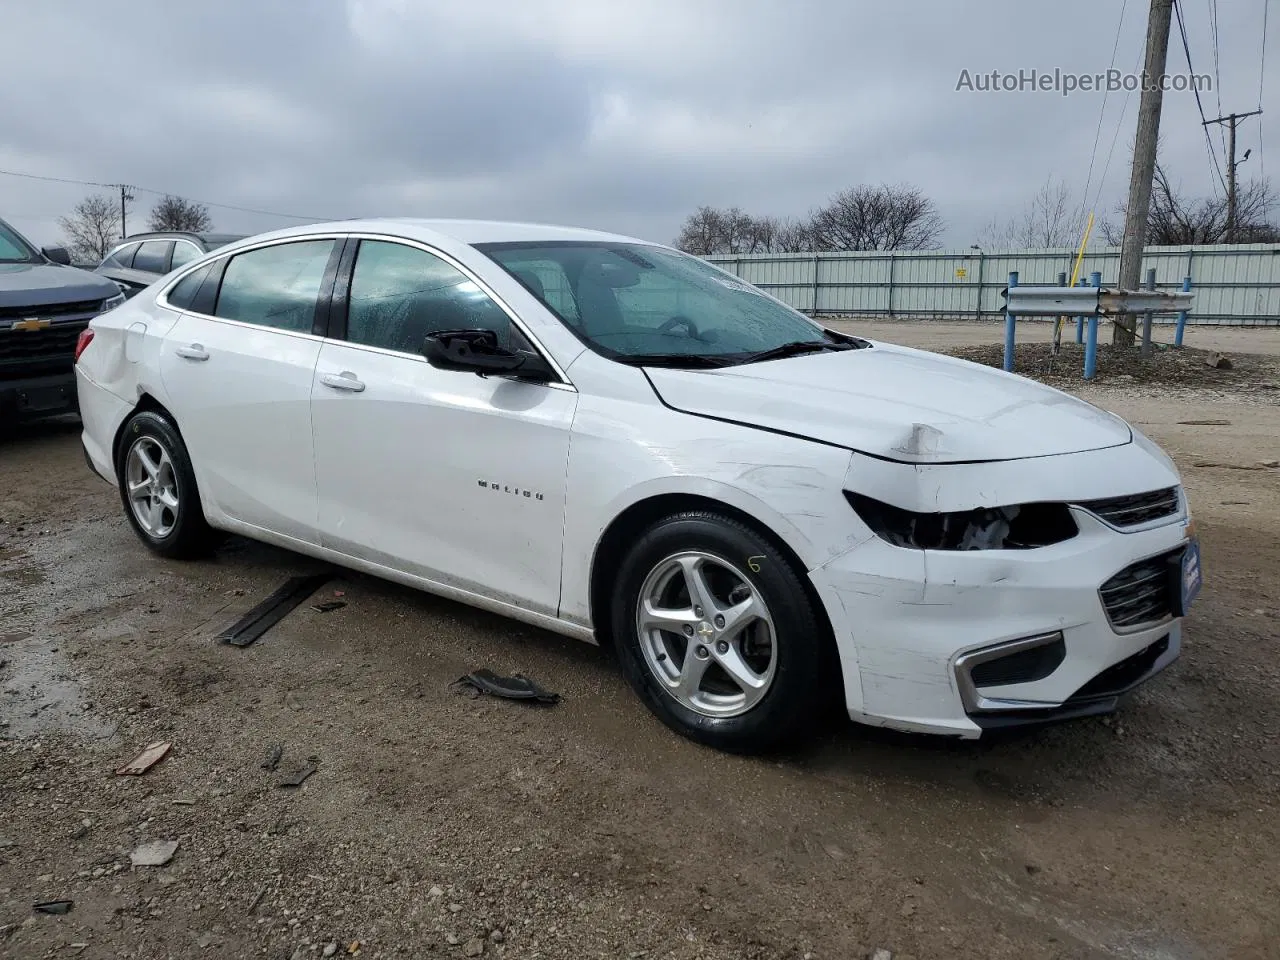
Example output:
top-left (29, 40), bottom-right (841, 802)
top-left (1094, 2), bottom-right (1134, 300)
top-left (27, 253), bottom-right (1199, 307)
top-left (657, 315), bottom-right (701, 339)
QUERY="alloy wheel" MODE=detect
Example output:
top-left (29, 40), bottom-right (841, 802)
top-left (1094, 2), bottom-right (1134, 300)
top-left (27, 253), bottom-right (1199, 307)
top-left (124, 436), bottom-right (180, 539)
top-left (635, 551), bottom-right (777, 718)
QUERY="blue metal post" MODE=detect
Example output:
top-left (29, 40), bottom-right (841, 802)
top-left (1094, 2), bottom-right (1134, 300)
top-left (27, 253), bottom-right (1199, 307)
top-left (1003, 271), bottom-right (1018, 372)
top-left (1174, 275), bottom-right (1192, 346)
top-left (1084, 271), bottom-right (1102, 380)
top-left (1075, 278), bottom-right (1087, 343)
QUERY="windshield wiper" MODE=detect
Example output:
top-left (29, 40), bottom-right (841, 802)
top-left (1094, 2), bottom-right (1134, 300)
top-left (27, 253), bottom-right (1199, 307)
top-left (614, 353), bottom-right (736, 369)
top-left (735, 340), bottom-right (854, 364)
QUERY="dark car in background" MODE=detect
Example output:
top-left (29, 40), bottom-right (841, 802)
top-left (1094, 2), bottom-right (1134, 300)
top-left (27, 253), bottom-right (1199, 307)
top-left (95, 231), bottom-right (246, 298)
top-left (0, 216), bottom-right (125, 423)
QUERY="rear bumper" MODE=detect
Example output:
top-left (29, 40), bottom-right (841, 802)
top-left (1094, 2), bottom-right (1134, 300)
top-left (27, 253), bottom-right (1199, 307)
top-left (75, 367), bottom-right (134, 485)
top-left (0, 371), bottom-right (78, 421)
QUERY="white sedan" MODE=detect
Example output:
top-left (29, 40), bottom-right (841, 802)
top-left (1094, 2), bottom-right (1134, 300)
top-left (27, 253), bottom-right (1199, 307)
top-left (75, 219), bottom-right (1200, 752)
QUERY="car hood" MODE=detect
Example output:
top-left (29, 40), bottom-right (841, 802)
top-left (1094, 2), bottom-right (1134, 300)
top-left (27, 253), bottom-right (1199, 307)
top-left (644, 341), bottom-right (1132, 464)
top-left (0, 262), bottom-right (119, 308)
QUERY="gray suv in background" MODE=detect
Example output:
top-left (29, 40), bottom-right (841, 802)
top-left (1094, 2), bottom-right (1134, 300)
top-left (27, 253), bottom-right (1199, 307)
top-left (1, 216), bottom-right (125, 423)
top-left (95, 231), bottom-right (245, 298)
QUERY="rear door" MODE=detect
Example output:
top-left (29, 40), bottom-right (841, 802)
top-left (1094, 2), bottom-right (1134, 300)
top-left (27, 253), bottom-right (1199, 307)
top-left (309, 237), bottom-right (577, 615)
top-left (158, 237), bottom-right (342, 543)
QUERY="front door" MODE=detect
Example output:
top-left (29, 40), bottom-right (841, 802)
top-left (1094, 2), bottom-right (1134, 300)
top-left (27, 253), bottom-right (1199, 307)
top-left (310, 238), bottom-right (577, 616)
top-left (158, 238), bottom-right (339, 543)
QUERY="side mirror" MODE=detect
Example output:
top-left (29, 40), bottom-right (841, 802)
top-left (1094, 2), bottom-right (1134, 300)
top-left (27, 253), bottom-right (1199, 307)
top-left (422, 329), bottom-right (555, 382)
top-left (42, 245), bottom-right (71, 265)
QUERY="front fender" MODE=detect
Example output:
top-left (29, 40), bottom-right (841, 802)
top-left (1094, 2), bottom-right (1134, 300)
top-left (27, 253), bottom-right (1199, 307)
top-left (557, 392), bottom-right (862, 627)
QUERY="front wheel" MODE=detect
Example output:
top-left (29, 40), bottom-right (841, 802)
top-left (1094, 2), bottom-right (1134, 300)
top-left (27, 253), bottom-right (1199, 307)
top-left (611, 511), bottom-right (831, 753)
top-left (116, 410), bottom-right (213, 559)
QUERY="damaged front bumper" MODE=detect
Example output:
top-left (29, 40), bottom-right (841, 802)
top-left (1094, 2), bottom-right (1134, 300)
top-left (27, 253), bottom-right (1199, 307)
top-left (810, 484), bottom-right (1192, 739)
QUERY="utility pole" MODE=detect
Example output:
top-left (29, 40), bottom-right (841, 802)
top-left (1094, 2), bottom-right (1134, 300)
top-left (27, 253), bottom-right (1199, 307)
top-left (1115, 0), bottom-right (1174, 346)
top-left (1203, 109), bottom-right (1263, 241)
top-left (118, 184), bottom-right (135, 239)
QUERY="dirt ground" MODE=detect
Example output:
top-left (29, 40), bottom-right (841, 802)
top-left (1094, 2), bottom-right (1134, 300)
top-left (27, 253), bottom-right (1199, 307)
top-left (2, 320), bottom-right (1279, 960)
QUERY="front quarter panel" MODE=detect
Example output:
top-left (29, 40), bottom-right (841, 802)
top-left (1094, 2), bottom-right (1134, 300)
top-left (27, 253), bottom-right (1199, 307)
top-left (558, 352), bottom-right (865, 626)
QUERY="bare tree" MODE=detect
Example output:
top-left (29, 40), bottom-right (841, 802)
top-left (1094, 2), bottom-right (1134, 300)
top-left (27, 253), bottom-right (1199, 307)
top-left (674, 188), bottom-right (942, 255)
top-left (807, 184), bottom-right (944, 251)
top-left (674, 206), bottom-right (723, 256)
top-left (773, 218), bottom-right (813, 252)
top-left (674, 206), bottom-right (796, 255)
top-left (58, 193), bottom-right (121, 263)
top-left (1099, 164), bottom-right (1280, 245)
top-left (981, 178), bottom-right (1089, 248)
top-left (147, 195), bottom-right (213, 233)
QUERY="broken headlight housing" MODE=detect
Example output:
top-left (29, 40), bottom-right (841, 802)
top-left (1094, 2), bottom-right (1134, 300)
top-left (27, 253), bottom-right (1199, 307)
top-left (845, 492), bottom-right (1077, 551)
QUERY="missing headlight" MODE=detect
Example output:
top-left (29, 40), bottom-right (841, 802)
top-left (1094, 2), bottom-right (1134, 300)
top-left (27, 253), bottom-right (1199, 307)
top-left (845, 493), bottom-right (1077, 550)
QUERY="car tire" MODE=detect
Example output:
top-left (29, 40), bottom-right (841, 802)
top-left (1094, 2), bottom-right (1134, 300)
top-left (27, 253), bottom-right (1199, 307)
top-left (115, 409), bottom-right (214, 559)
top-left (610, 510), bottom-right (831, 753)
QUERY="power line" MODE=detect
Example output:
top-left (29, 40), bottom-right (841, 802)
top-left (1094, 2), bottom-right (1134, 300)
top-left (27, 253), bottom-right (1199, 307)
top-left (1081, 0), bottom-right (1130, 218)
top-left (1091, 42), bottom-right (1145, 214)
top-left (1174, 0), bottom-right (1231, 196)
top-left (1209, 0), bottom-right (1228, 157)
top-left (1261, 0), bottom-right (1271, 108)
top-left (1259, 0), bottom-right (1270, 206)
top-left (0, 166), bottom-right (327, 222)
top-left (0, 168), bottom-right (114, 189)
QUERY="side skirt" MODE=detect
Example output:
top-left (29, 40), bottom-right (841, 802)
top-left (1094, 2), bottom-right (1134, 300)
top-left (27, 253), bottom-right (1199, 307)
top-left (212, 516), bottom-right (599, 646)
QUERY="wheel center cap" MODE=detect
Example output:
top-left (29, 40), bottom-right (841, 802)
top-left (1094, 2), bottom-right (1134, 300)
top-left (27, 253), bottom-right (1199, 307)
top-left (696, 621), bottom-right (715, 638)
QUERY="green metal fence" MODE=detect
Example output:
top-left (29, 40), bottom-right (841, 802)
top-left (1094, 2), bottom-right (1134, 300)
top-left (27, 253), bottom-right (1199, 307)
top-left (706, 244), bottom-right (1280, 326)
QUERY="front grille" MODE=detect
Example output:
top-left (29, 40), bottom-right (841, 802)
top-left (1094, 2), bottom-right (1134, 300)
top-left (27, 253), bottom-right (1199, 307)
top-left (1099, 551), bottom-right (1177, 629)
top-left (1072, 635), bottom-right (1170, 700)
top-left (1079, 487), bottom-right (1179, 527)
top-left (0, 299), bottom-right (103, 320)
top-left (0, 321), bottom-right (90, 380)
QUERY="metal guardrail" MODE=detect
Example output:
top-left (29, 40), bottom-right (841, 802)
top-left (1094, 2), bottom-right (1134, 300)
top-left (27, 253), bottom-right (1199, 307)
top-left (1004, 286), bottom-right (1194, 316)
top-left (1001, 272), bottom-right (1197, 380)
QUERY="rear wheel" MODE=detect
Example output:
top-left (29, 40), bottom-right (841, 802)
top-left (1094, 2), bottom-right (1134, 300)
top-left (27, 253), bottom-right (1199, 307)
top-left (611, 511), bottom-right (830, 753)
top-left (116, 410), bottom-right (213, 558)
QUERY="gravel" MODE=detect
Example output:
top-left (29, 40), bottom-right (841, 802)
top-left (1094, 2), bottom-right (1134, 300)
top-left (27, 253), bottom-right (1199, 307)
top-left (2, 347), bottom-right (1279, 958)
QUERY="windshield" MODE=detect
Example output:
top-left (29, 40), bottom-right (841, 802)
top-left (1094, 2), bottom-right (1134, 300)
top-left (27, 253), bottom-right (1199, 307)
top-left (478, 241), bottom-right (858, 366)
top-left (0, 219), bottom-right (39, 263)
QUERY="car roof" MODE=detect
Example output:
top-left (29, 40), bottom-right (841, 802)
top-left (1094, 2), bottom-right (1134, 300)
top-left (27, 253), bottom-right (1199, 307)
top-left (219, 218), bottom-right (656, 250)
top-left (121, 231), bottom-right (247, 245)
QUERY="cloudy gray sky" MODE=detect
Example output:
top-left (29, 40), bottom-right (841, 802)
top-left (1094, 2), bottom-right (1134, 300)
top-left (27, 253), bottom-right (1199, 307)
top-left (1, 0), bottom-right (1274, 251)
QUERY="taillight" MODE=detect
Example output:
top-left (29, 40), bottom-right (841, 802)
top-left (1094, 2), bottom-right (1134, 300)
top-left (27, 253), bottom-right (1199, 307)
top-left (74, 328), bottom-right (95, 363)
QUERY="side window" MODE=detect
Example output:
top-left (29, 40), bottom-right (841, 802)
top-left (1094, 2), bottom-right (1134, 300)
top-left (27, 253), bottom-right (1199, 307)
top-left (133, 241), bottom-right (173, 274)
top-left (170, 242), bottom-right (199, 269)
top-left (165, 264), bottom-right (213, 311)
top-left (214, 239), bottom-right (336, 333)
top-left (346, 240), bottom-right (511, 354)
top-left (101, 243), bottom-right (139, 269)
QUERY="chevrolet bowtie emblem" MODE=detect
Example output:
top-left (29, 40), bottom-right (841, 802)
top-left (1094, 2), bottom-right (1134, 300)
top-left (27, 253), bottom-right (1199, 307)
top-left (11, 318), bottom-right (51, 331)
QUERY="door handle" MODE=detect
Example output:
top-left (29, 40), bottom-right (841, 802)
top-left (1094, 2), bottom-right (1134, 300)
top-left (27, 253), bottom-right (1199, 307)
top-left (320, 372), bottom-right (366, 393)
top-left (175, 343), bottom-right (209, 361)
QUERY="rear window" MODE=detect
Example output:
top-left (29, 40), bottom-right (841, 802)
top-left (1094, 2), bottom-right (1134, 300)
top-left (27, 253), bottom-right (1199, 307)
top-left (170, 242), bottom-right (200, 269)
top-left (133, 241), bottom-right (173, 274)
top-left (214, 239), bottom-right (336, 333)
top-left (101, 243), bottom-right (139, 269)
top-left (165, 264), bottom-right (213, 311)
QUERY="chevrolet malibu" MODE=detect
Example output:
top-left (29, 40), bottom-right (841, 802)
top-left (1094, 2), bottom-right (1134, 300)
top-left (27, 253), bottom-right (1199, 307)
top-left (75, 219), bottom-right (1200, 752)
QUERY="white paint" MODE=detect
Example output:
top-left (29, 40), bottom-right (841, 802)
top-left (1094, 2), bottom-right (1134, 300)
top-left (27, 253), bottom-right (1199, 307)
top-left (76, 217), bottom-right (1195, 740)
